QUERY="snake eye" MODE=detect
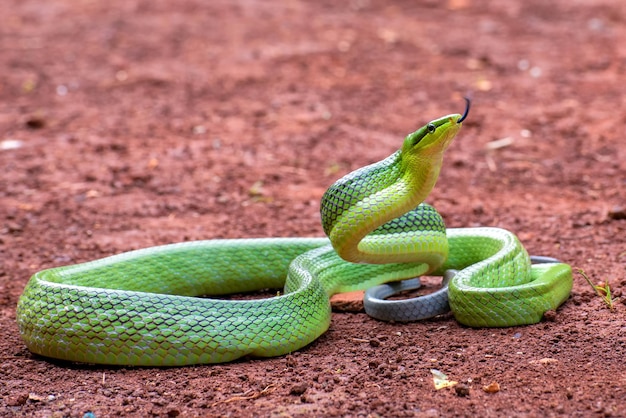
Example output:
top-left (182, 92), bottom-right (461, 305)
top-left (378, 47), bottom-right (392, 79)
top-left (426, 123), bottom-right (436, 134)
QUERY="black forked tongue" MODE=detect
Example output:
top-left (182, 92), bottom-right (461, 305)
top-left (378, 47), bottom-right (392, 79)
top-left (458, 97), bottom-right (471, 123)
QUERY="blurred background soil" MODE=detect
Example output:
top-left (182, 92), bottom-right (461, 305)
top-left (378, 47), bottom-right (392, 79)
top-left (1, 0), bottom-right (625, 416)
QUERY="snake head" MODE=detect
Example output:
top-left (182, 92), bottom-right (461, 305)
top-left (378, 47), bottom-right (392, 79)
top-left (402, 98), bottom-right (469, 162)
top-left (398, 99), bottom-right (469, 200)
top-left (404, 98), bottom-right (469, 155)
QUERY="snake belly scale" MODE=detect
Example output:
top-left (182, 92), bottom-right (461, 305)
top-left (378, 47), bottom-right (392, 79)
top-left (16, 101), bottom-right (573, 366)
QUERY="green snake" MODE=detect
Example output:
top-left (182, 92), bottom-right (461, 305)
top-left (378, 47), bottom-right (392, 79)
top-left (16, 100), bottom-right (573, 366)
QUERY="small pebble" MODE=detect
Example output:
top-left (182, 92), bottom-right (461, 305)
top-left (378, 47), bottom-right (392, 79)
top-left (368, 360), bottom-right (380, 369)
top-left (483, 382), bottom-right (501, 393)
top-left (455, 383), bottom-right (470, 397)
top-left (0, 139), bottom-right (24, 150)
top-left (608, 206), bottom-right (626, 220)
top-left (25, 117), bottom-right (46, 129)
top-left (289, 383), bottom-right (308, 396)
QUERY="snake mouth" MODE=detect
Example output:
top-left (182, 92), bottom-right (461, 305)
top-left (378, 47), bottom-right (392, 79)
top-left (457, 97), bottom-right (471, 123)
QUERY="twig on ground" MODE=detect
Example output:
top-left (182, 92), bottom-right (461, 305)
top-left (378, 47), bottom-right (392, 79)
top-left (211, 385), bottom-right (276, 407)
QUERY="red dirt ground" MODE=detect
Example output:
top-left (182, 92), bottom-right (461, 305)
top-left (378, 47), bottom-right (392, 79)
top-left (1, 0), bottom-right (625, 417)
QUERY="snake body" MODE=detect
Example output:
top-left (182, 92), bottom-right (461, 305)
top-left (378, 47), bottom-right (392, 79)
top-left (16, 103), bottom-right (573, 366)
top-left (364, 231), bottom-right (572, 325)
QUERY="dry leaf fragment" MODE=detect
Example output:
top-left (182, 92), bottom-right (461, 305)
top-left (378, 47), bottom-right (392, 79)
top-left (431, 369), bottom-right (458, 390)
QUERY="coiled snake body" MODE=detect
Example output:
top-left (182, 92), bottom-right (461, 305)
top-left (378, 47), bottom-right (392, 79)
top-left (17, 103), bottom-right (572, 366)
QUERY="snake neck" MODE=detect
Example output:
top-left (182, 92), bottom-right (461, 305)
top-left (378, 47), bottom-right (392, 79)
top-left (320, 111), bottom-right (464, 267)
top-left (320, 149), bottom-right (446, 265)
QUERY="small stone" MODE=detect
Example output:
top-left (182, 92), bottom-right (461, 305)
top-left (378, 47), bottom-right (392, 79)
top-left (289, 383), bottom-right (308, 396)
top-left (455, 383), bottom-right (470, 397)
top-left (482, 382), bottom-right (500, 393)
top-left (608, 206), bottom-right (626, 220)
top-left (0, 139), bottom-right (23, 150)
top-left (369, 338), bottom-right (381, 347)
top-left (25, 117), bottom-right (46, 129)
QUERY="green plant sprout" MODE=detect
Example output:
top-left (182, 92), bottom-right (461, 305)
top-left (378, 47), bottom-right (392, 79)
top-left (576, 269), bottom-right (615, 310)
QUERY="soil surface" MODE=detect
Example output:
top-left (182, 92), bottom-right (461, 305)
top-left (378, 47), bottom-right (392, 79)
top-left (1, 0), bottom-right (625, 417)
